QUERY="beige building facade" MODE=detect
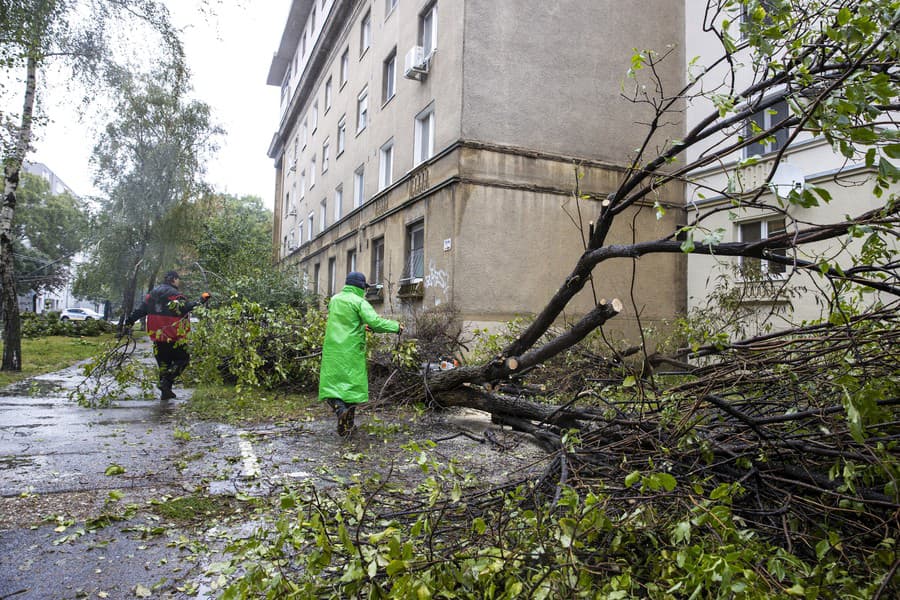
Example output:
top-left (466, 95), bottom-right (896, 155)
top-left (268, 0), bottom-right (686, 338)
top-left (683, 3), bottom-right (897, 332)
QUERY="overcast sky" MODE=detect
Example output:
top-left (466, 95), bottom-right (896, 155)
top-left (24, 0), bottom-right (290, 210)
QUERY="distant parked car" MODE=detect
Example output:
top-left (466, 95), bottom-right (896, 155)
top-left (60, 307), bottom-right (104, 321)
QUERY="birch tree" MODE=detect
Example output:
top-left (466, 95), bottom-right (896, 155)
top-left (0, 0), bottom-right (182, 370)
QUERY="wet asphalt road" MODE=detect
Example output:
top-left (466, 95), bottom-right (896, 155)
top-left (0, 348), bottom-right (215, 599)
top-left (0, 344), bottom-right (535, 599)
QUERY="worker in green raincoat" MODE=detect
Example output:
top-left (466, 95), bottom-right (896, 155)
top-left (319, 271), bottom-right (402, 436)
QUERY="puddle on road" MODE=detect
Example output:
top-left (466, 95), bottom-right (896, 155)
top-left (0, 455), bottom-right (37, 469)
top-left (0, 379), bottom-right (64, 397)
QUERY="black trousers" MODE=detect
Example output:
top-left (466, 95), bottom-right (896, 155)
top-left (154, 341), bottom-right (190, 388)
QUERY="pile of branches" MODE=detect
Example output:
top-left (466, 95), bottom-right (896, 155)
top-left (371, 304), bottom-right (899, 575)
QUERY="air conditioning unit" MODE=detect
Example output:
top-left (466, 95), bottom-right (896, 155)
top-left (404, 46), bottom-right (429, 80)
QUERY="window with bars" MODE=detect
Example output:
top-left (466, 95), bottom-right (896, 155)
top-left (405, 221), bottom-right (425, 280)
top-left (371, 237), bottom-right (385, 285)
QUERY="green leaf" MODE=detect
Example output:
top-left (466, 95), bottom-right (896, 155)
top-left (622, 375), bottom-right (637, 388)
top-left (104, 464), bottom-right (126, 476)
top-left (883, 144), bottom-right (900, 159)
top-left (625, 471), bottom-right (641, 488)
top-left (879, 158), bottom-right (900, 182)
top-left (386, 559), bottom-right (407, 576)
top-left (473, 517), bottom-right (487, 535)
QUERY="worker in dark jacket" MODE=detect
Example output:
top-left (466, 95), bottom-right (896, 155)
top-left (319, 271), bottom-right (402, 436)
top-left (125, 270), bottom-right (210, 400)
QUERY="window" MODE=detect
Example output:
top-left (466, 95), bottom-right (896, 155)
top-left (288, 228), bottom-right (295, 249)
top-left (371, 237), bottom-right (385, 285)
top-left (383, 49), bottom-right (396, 103)
top-left (354, 165), bottom-right (365, 208)
top-left (311, 3), bottom-right (317, 31)
top-left (337, 116), bottom-right (347, 155)
top-left (302, 118), bottom-right (308, 148)
top-left (322, 139), bottom-right (330, 173)
top-left (419, 2), bottom-right (437, 56)
top-left (292, 136), bottom-right (299, 163)
top-left (340, 47), bottom-right (349, 86)
top-left (414, 104), bottom-right (435, 164)
top-left (283, 191), bottom-right (291, 217)
top-left (300, 170), bottom-right (306, 197)
top-left (328, 257), bottom-right (336, 296)
top-left (310, 156), bottom-right (316, 188)
top-left (313, 263), bottom-right (320, 295)
top-left (360, 9), bottom-right (371, 55)
top-left (324, 77), bottom-right (333, 112)
top-left (334, 185), bottom-right (343, 222)
top-left (347, 249), bottom-right (357, 274)
top-left (308, 212), bottom-right (315, 240)
top-left (745, 99), bottom-right (790, 157)
top-left (300, 31), bottom-right (307, 57)
top-left (320, 198), bottom-right (327, 231)
top-left (298, 223), bottom-right (304, 246)
top-left (357, 87), bottom-right (369, 132)
top-left (739, 217), bottom-right (787, 277)
top-left (379, 139), bottom-right (394, 190)
top-left (312, 101), bottom-right (319, 132)
top-left (386, 0), bottom-right (398, 17)
top-left (405, 221), bottom-right (425, 280)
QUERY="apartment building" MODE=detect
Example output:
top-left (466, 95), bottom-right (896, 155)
top-left (267, 0), bottom-right (686, 337)
top-left (683, 3), bottom-right (897, 331)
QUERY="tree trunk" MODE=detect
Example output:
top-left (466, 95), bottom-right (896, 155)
top-left (0, 55), bottom-right (38, 371)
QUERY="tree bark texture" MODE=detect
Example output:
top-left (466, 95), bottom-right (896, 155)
top-left (0, 55), bottom-right (37, 371)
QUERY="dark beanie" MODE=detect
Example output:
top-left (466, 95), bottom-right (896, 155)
top-left (164, 270), bottom-right (179, 284)
top-left (345, 271), bottom-right (368, 289)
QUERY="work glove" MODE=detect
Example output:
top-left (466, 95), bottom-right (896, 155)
top-left (201, 292), bottom-right (211, 303)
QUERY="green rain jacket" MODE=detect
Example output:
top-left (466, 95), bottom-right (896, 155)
top-left (318, 285), bottom-right (401, 404)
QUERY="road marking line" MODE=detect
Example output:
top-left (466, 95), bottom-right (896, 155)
top-left (236, 432), bottom-right (260, 479)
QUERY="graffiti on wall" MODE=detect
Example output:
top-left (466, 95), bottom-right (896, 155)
top-left (424, 260), bottom-right (449, 305)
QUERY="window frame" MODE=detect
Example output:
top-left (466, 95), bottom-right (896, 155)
top-left (320, 197), bottom-right (328, 232)
top-left (347, 248), bottom-right (357, 274)
top-left (405, 220), bottom-right (425, 281)
top-left (357, 87), bottom-right (369, 133)
top-left (382, 48), bottom-right (397, 104)
top-left (327, 257), bottom-right (336, 296)
top-left (419, 2), bottom-right (437, 56)
top-left (360, 9), bottom-right (372, 56)
top-left (738, 216), bottom-right (788, 279)
top-left (334, 184), bottom-right (343, 222)
top-left (340, 47), bottom-right (349, 87)
top-left (414, 104), bottom-right (435, 165)
top-left (353, 164), bottom-right (365, 208)
top-left (337, 115), bottom-right (347, 156)
top-left (744, 98), bottom-right (790, 157)
top-left (371, 237), bottom-right (385, 285)
top-left (379, 139), bottom-right (394, 190)
top-left (324, 76), bottom-right (333, 112)
top-left (322, 139), bottom-right (330, 173)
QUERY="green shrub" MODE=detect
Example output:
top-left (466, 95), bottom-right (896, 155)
top-left (21, 311), bottom-right (115, 338)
